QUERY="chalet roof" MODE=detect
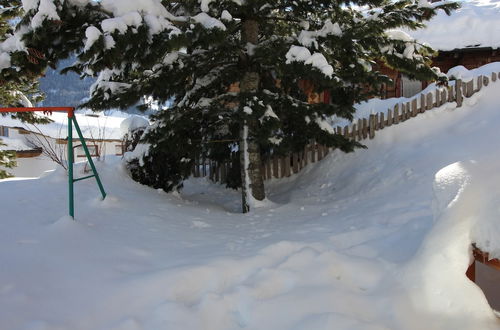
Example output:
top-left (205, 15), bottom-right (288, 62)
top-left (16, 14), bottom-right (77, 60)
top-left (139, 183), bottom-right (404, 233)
top-left (407, 0), bottom-right (500, 51)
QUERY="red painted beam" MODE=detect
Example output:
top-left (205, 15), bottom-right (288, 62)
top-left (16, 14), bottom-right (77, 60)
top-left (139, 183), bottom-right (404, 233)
top-left (0, 106), bottom-right (75, 117)
top-left (473, 246), bottom-right (500, 270)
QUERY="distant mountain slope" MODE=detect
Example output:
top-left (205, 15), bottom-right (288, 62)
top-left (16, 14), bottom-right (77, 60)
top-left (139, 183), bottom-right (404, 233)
top-left (38, 58), bottom-right (94, 107)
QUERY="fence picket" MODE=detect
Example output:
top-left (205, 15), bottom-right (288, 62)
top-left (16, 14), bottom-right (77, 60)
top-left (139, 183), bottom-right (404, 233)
top-left (387, 108), bottom-right (393, 126)
top-left (379, 112), bottom-right (385, 129)
top-left (420, 93), bottom-right (426, 113)
top-left (426, 93), bottom-right (433, 110)
top-left (441, 88), bottom-right (447, 106)
top-left (280, 157), bottom-right (286, 177)
top-left (456, 79), bottom-right (463, 107)
top-left (483, 76), bottom-right (489, 87)
top-left (493, 72), bottom-right (497, 82)
top-left (448, 85), bottom-right (454, 102)
top-left (317, 144), bottom-right (324, 161)
top-left (273, 157), bottom-right (279, 178)
top-left (411, 99), bottom-right (418, 117)
top-left (466, 80), bottom-right (474, 97)
top-left (394, 104), bottom-right (399, 124)
top-left (369, 114), bottom-right (375, 139)
top-left (477, 75), bottom-right (483, 92)
top-left (293, 153), bottom-right (299, 173)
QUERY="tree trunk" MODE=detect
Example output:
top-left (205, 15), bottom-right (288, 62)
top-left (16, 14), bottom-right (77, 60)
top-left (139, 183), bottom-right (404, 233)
top-left (240, 19), bottom-right (265, 213)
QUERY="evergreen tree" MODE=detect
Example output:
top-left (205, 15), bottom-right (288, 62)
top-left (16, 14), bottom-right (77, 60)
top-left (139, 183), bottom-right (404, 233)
top-left (0, 0), bottom-right (458, 209)
top-left (0, 0), bottom-right (47, 178)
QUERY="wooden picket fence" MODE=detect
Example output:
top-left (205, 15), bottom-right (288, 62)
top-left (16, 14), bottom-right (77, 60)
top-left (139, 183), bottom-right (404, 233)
top-left (192, 71), bottom-right (500, 183)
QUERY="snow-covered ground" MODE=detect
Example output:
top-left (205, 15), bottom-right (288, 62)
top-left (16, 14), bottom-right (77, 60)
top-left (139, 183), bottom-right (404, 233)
top-left (2, 80), bottom-right (500, 329)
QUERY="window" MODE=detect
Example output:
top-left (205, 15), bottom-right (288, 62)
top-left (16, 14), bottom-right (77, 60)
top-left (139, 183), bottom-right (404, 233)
top-left (0, 126), bottom-right (8, 137)
top-left (75, 144), bottom-right (98, 158)
top-left (401, 75), bottom-right (423, 98)
top-left (115, 144), bottom-right (124, 156)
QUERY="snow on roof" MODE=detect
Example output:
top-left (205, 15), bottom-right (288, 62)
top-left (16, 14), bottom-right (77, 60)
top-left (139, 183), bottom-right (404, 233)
top-left (0, 110), bottom-right (144, 140)
top-left (0, 136), bottom-right (32, 151)
top-left (407, 0), bottom-right (500, 51)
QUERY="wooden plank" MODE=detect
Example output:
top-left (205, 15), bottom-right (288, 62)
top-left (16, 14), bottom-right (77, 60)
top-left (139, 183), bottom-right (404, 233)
top-left (273, 156), bottom-right (279, 178)
top-left (310, 144), bottom-right (316, 163)
top-left (448, 85), bottom-right (454, 102)
top-left (420, 93), bottom-right (426, 113)
top-left (292, 153), bottom-right (299, 173)
top-left (387, 109), bottom-right (393, 126)
top-left (473, 245), bottom-right (500, 271)
top-left (280, 156), bottom-right (286, 177)
top-left (209, 162), bottom-right (214, 181)
top-left (266, 160), bottom-right (272, 179)
top-left (435, 88), bottom-right (440, 107)
top-left (483, 75), bottom-right (489, 87)
top-left (317, 144), bottom-right (324, 161)
top-left (285, 155), bottom-right (291, 177)
top-left (468, 79), bottom-right (475, 97)
top-left (425, 93), bottom-right (433, 110)
top-left (476, 75), bottom-right (483, 92)
top-left (351, 124), bottom-right (357, 140)
top-left (441, 88), bottom-right (447, 106)
top-left (400, 103), bottom-right (406, 121)
top-left (369, 114), bottom-right (375, 139)
top-left (221, 162), bottom-right (227, 182)
top-left (456, 79), bottom-right (463, 107)
top-left (362, 118), bottom-right (368, 138)
top-left (304, 145), bottom-right (309, 166)
top-left (374, 113), bottom-right (379, 130)
top-left (411, 98), bottom-right (418, 117)
top-left (492, 72), bottom-right (497, 82)
top-left (343, 125), bottom-right (349, 138)
top-left (194, 156), bottom-right (200, 177)
top-left (357, 119), bottom-right (363, 139)
top-left (379, 112), bottom-right (385, 130)
top-left (215, 163), bottom-right (220, 182)
top-left (393, 104), bottom-right (399, 124)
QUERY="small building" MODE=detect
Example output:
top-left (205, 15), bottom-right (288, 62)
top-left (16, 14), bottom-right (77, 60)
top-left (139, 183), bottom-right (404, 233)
top-left (0, 111), bottom-right (141, 177)
top-left (381, 0), bottom-right (500, 99)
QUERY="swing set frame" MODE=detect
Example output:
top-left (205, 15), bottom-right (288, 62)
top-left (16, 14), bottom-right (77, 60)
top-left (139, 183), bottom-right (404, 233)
top-left (0, 107), bottom-right (106, 218)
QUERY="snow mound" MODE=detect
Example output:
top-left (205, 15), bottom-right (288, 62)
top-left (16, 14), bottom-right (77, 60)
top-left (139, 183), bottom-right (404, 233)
top-left (120, 115), bottom-right (149, 135)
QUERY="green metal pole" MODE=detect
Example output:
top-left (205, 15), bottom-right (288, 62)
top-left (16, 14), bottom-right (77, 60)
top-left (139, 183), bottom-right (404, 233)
top-left (71, 117), bottom-right (107, 200)
top-left (68, 114), bottom-right (74, 218)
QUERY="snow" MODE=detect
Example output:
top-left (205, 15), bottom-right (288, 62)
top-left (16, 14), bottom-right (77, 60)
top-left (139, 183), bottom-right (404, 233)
top-left (0, 136), bottom-right (31, 151)
top-left (31, 0), bottom-right (60, 29)
top-left (84, 26), bottom-right (102, 51)
top-left (407, 0), bottom-right (500, 50)
top-left (286, 46), bottom-right (334, 78)
top-left (298, 20), bottom-right (342, 48)
top-left (220, 10), bottom-right (232, 22)
top-left (120, 115), bottom-right (149, 135)
top-left (192, 12), bottom-right (226, 31)
top-left (2, 63), bottom-right (500, 328)
top-left (0, 52), bottom-right (11, 70)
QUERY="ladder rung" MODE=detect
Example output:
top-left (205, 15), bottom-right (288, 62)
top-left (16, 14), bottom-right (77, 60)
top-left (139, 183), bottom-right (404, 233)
top-left (73, 174), bottom-right (95, 182)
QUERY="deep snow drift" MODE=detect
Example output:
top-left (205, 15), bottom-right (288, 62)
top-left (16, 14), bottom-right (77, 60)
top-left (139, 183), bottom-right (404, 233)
top-left (2, 79), bottom-right (500, 329)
